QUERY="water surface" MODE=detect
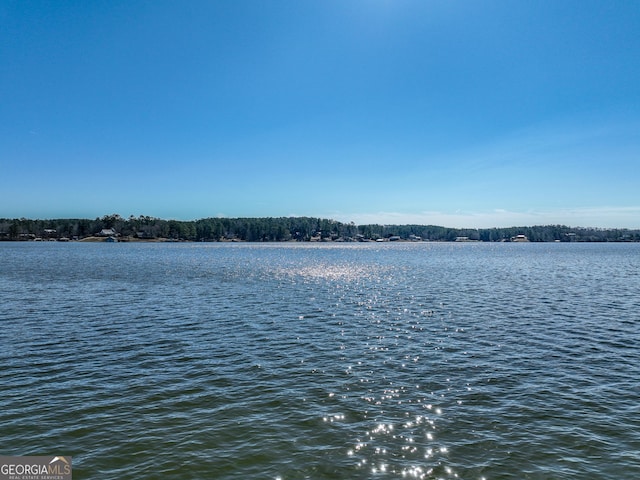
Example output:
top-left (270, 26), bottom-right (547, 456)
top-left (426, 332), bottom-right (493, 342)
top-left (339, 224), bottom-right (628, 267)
top-left (1, 242), bottom-right (639, 479)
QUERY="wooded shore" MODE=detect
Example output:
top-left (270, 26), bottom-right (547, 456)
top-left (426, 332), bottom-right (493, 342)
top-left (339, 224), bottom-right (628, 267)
top-left (1, 215), bottom-right (638, 242)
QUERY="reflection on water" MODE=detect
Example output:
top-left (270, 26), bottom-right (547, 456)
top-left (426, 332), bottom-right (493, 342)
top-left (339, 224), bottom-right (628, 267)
top-left (1, 242), bottom-right (639, 479)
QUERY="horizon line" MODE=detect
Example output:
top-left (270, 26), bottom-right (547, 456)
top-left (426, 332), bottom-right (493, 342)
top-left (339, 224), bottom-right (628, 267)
top-left (1, 214), bottom-right (639, 232)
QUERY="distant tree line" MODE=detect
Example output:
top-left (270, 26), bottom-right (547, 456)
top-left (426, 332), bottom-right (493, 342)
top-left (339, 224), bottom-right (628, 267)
top-left (0, 214), bottom-right (638, 242)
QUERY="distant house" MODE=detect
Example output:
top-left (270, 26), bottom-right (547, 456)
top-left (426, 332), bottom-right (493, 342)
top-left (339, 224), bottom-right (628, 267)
top-left (511, 234), bottom-right (529, 242)
top-left (97, 228), bottom-right (117, 237)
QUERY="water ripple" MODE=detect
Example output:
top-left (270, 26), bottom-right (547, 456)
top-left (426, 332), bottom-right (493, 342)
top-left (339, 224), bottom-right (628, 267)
top-left (1, 242), bottom-right (639, 478)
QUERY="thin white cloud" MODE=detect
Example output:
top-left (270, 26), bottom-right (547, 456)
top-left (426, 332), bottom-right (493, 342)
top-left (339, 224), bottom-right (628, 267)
top-left (423, 114), bottom-right (640, 180)
top-left (328, 206), bottom-right (640, 229)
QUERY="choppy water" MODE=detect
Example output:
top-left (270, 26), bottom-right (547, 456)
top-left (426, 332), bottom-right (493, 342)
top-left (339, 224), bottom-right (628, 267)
top-left (1, 242), bottom-right (639, 479)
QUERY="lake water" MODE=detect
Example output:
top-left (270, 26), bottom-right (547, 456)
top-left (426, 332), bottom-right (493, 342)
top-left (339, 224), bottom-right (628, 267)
top-left (1, 242), bottom-right (639, 479)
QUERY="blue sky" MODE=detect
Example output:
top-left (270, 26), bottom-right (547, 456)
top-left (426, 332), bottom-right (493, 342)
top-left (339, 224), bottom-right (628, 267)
top-left (2, 0), bottom-right (639, 227)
